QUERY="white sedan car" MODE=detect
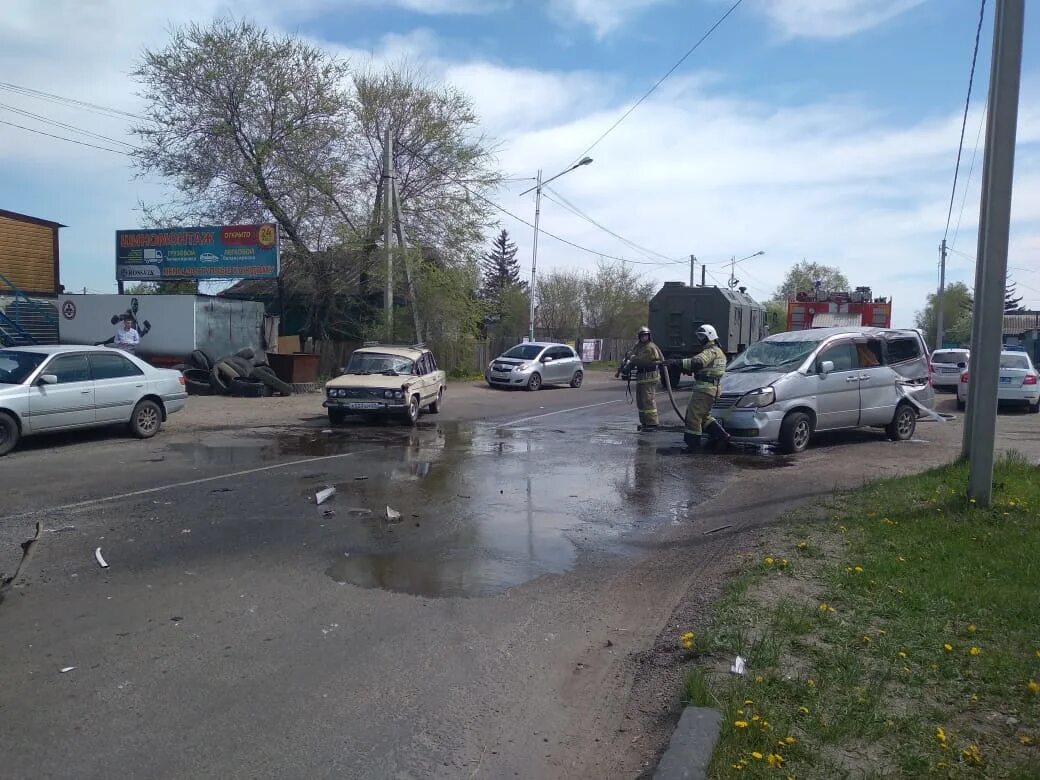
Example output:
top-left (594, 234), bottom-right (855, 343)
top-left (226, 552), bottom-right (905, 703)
top-left (0, 345), bottom-right (188, 456)
top-left (956, 350), bottom-right (1040, 413)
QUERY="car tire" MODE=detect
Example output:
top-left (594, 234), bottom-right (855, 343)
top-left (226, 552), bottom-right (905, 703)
top-left (252, 366), bottom-right (294, 396)
top-left (190, 349), bottom-right (214, 371)
top-left (956, 398), bottom-right (966, 411)
top-left (0, 412), bottom-right (19, 457)
top-left (778, 411), bottom-right (813, 454)
top-left (227, 356), bottom-right (253, 378)
top-left (209, 364), bottom-right (231, 393)
top-left (429, 388), bottom-right (443, 414)
top-left (526, 373), bottom-right (542, 392)
top-left (570, 370), bottom-right (583, 388)
top-left (230, 378), bottom-right (265, 397)
top-left (129, 399), bottom-right (163, 439)
top-left (183, 368), bottom-right (214, 395)
top-left (404, 394), bottom-right (420, 426)
top-left (1030, 400), bottom-right (1039, 414)
top-left (885, 402), bottom-right (917, 441)
top-left (235, 347), bottom-right (255, 361)
top-left (328, 408), bottom-right (347, 425)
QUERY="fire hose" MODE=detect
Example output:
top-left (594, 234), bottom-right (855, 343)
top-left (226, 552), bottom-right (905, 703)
top-left (620, 359), bottom-right (687, 425)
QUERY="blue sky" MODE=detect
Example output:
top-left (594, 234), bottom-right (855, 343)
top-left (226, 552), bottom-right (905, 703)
top-left (2, 0), bottom-right (1039, 324)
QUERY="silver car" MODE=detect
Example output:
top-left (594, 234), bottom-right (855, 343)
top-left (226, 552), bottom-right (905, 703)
top-left (712, 327), bottom-right (935, 453)
top-left (930, 348), bottom-right (970, 390)
top-left (485, 342), bottom-right (584, 391)
top-left (0, 345), bottom-right (188, 456)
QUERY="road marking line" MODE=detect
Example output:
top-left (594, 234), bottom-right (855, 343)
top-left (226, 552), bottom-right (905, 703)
top-left (2, 448), bottom-right (384, 521)
top-left (499, 400), bottom-right (622, 427)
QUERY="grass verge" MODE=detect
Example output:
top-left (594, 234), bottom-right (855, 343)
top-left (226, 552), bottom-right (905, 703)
top-left (681, 453), bottom-right (1040, 778)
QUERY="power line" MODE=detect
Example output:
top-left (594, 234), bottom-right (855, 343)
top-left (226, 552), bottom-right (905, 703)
top-left (950, 106), bottom-right (987, 249)
top-left (0, 102), bottom-right (138, 149)
top-left (0, 80), bottom-right (148, 122)
top-left (571, 0), bottom-right (744, 163)
top-left (943, 0), bottom-right (987, 242)
top-left (0, 118), bottom-right (131, 155)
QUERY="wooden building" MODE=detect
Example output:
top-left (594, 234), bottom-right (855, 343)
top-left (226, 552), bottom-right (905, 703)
top-left (0, 208), bottom-right (64, 295)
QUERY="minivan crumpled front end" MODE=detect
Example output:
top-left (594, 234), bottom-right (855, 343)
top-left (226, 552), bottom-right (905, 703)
top-left (712, 371), bottom-right (789, 442)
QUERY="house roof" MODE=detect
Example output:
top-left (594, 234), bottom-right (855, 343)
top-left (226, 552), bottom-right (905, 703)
top-left (0, 208), bottom-right (66, 229)
top-left (1004, 311), bottom-right (1040, 335)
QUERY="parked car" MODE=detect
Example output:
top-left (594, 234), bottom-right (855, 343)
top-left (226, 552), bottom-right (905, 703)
top-left (929, 348), bottom-right (970, 390)
top-left (485, 342), bottom-right (584, 391)
top-left (711, 327), bottom-right (935, 454)
top-left (323, 343), bottom-right (445, 426)
top-left (956, 350), bottom-right (1039, 412)
top-left (0, 345), bottom-right (188, 456)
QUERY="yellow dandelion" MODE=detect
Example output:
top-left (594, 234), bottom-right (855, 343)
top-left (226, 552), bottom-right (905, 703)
top-left (970, 694), bottom-right (978, 702)
top-left (898, 651), bottom-right (907, 659)
top-left (854, 565), bottom-right (863, 573)
top-left (1027, 680), bottom-right (1040, 695)
top-left (751, 751), bottom-right (764, 760)
top-left (969, 646), bottom-right (981, 657)
top-left (935, 726), bottom-right (947, 746)
top-left (779, 558), bottom-right (789, 568)
top-left (681, 631), bottom-right (695, 641)
top-left (764, 556), bottom-right (774, 566)
top-left (962, 744), bottom-right (982, 766)
top-left (734, 720), bottom-right (749, 729)
top-left (755, 675), bottom-right (764, 684)
top-left (806, 678), bottom-right (816, 688)
top-left (967, 623), bottom-right (976, 634)
top-left (943, 643), bottom-right (953, 653)
top-left (784, 736), bottom-right (796, 745)
top-left (767, 753), bottom-right (784, 768)
top-left (1020, 736), bottom-right (1034, 746)
top-left (798, 706), bottom-right (810, 715)
top-left (744, 699), bottom-right (754, 705)
top-left (862, 635), bottom-right (872, 644)
top-left (797, 541), bottom-right (808, 550)
top-left (752, 714), bottom-right (760, 721)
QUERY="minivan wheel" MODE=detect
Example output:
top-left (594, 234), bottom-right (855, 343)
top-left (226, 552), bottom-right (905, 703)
top-left (779, 411), bottom-right (813, 454)
top-left (886, 403), bottom-right (917, 441)
top-left (0, 412), bottom-right (19, 457)
top-left (526, 373), bottom-right (542, 392)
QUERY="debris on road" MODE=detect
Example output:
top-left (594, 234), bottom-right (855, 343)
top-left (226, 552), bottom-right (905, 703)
top-left (322, 508), bottom-right (336, 518)
top-left (730, 655), bottom-right (747, 675)
top-left (45, 525), bottom-right (76, 534)
top-left (315, 487), bottom-right (336, 505)
top-left (385, 506), bottom-right (402, 522)
top-left (60, 666), bottom-right (76, 673)
top-left (94, 547), bottom-right (109, 569)
top-left (704, 524), bottom-right (732, 535)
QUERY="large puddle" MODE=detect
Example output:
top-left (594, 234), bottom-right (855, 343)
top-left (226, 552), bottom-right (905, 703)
top-left (163, 421), bottom-right (789, 598)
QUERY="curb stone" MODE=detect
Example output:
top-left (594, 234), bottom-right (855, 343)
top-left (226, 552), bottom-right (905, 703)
top-left (653, 706), bottom-right (722, 780)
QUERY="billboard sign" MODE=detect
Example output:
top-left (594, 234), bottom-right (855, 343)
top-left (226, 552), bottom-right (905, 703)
top-left (116, 223), bottom-right (279, 281)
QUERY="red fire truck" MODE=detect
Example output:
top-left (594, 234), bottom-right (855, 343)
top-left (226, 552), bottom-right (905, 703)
top-left (786, 286), bottom-right (892, 331)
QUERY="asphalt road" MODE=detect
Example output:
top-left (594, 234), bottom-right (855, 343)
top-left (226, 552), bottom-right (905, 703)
top-left (0, 376), bottom-right (1036, 778)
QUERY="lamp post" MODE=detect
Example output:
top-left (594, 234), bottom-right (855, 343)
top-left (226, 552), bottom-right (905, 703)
top-left (520, 157), bottom-right (594, 341)
top-left (727, 250), bottom-right (765, 289)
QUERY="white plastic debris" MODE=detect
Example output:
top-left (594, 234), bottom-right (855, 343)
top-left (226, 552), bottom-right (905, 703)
top-left (94, 547), bottom-right (109, 569)
top-left (730, 655), bottom-right (747, 675)
top-left (385, 506), bottom-right (402, 522)
top-left (315, 487), bottom-right (336, 505)
top-left (60, 666), bottom-right (76, 673)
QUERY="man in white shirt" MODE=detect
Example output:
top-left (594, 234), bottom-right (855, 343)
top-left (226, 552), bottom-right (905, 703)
top-left (113, 318), bottom-right (141, 352)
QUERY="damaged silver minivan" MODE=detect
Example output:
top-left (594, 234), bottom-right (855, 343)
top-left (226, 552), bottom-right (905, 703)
top-left (712, 327), bottom-right (935, 453)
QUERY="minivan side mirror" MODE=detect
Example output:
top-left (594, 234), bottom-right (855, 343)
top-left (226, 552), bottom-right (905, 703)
top-left (38, 374), bottom-right (59, 385)
top-left (819, 360), bottom-right (835, 376)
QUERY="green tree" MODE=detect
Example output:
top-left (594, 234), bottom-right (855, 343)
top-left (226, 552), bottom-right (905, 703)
top-left (766, 300), bottom-right (789, 334)
top-left (915, 281), bottom-right (974, 348)
top-left (1005, 280), bottom-right (1024, 313)
top-left (536, 270), bottom-right (585, 340)
top-left (580, 260), bottom-right (655, 338)
top-left (125, 281), bottom-right (199, 295)
top-left (773, 261), bottom-right (850, 301)
top-left (480, 228), bottom-right (525, 318)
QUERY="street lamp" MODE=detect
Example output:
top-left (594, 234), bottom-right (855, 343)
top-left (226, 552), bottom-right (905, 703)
top-left (519, 157), bottom-right (594, 341)
top-left (728, 250), bottom-right (765, 289)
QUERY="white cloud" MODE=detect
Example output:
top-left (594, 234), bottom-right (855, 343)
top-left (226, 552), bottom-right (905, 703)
top-left (758, 0), bottom-right (927, 39)
top-left (547, 0), bottom-right (671, 38)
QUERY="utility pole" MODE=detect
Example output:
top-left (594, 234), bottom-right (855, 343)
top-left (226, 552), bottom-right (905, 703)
top-left (528, 168), bottom-right (543, 342)
top-left (936, 239), bottom-right (948, 349)
top-left (689, 254), bottom-right (697, 287)
top-left (382, 127), bottom-right (394, 341)
top-left (701, 265), bottom-right (706, 287)
top-left (963, 0), bottom-right (1024, 506)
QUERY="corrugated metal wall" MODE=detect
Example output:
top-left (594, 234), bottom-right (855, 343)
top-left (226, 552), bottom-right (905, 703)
top-left (0, 214), bottom-right (57, 294)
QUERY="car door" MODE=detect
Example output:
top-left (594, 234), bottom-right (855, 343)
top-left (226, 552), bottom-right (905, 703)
top-left (811, 340), bottom-right (861, 430)
top-left (27, 353), bottom-right (95, 432)
top-left (854, 338), bottom-right (899, 426)
top-left (549, 347), bottom-right (570, 383)
top-left (417, 353), bottom-right (436, 404)
top-left (89, 351), bottom-right (146, 423)
top-left (425, 352), bottom-right (445, 397)
top-left (559, 346), bottom-right (580, 381)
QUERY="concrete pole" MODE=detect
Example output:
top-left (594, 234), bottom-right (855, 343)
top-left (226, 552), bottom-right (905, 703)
top-left (528, 168), bottom-right (543, 342)
top-left (936, 239), bottom-right (947, 349)
top-left (689, 254), bottom-right (696, 287)
top-left (383, 127), bottom-right (394, 341)
top-left (963, 0), bottom-right (1024, 506)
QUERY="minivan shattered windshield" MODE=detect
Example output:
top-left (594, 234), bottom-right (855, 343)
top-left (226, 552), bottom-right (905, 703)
top-left (728, 336), bottom-right (826, 372)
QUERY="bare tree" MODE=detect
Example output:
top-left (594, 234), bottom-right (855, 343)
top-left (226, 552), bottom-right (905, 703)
top-left (581, 260), bottom-right (655, 338)
top-left (537, 270), bottom-right (585, 340)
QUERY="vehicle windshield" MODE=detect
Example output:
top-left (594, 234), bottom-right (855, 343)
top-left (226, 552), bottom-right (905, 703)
top-left (932, 351), bottom-right (969, 364)
top-left (501, 345), bottom-right (544, 360)
top-left (344, 352), bottom-right (415, 375)
top-left (999, 354), bottom-right (1031, 370)
top-left (0, 350), bottom-right (47, 384)
top-left (728, 338), bottom-right (825, 372)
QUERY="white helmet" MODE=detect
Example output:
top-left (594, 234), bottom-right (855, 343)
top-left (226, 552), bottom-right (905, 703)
top-left (697, 324), bottom-right (718, 343)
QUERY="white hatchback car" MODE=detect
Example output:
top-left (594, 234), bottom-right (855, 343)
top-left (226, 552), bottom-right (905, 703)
top-left (956, 349), bottom-right (1040, 413)
top-left (929, 348), bottom-right (970, 390)
top-left (0, 345), bottom-right (188, 456)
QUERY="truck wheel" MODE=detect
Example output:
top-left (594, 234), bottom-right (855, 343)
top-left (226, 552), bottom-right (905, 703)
top-left (0, 412), bottom-right (20, 457)
top-left (885, 403), bottom-right (917, 441)
top-left (190, 349), bottom-right (214, 371)
top-left (779, 411), bottom-right (813, 454)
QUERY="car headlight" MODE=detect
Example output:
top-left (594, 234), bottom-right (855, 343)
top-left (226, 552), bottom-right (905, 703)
top-left (394, 390), bottom-right (404, 399)
top-left (514, 363), bottom-right (530, 372)
top-left (735, 387), bottom-right (775, 408)
top-left (327, 387), bottom-right (337, 397)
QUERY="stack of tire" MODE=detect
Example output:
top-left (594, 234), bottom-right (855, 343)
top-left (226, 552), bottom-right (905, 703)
top-left (179, 348), bottom-right (294, 398)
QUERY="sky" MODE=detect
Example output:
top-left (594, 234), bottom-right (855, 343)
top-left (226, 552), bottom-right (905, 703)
top-left (2, 0), bottom-right (1039, 326)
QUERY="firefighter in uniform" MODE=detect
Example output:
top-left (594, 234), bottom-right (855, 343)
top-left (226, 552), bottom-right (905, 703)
top-left (618, 326), bottom-right (664, 431)
top-left (667, 324), bottom-right (731, 452)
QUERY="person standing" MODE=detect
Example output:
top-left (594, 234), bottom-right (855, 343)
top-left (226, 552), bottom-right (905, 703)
top-left (618, 326), bottom-right (664, 431)
top-left (667, 324), bottom-right (730, 452)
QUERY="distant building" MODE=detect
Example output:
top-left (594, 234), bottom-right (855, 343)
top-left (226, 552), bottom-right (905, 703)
top-left (1004, 310), bottom-right (1040, 364)
top-left (0, 208), bottom-right (64, 295)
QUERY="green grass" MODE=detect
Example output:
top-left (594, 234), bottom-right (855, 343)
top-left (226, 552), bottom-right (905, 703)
top-left (682, 454), bottom-right (1040, 779)
top-left (582, 360), bottom-right (619, 372)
